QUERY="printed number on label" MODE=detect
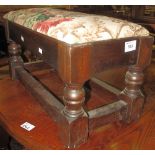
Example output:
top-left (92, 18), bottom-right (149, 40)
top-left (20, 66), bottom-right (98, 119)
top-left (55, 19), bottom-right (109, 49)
top-left (125, 40), bottom-right (136, 52)
top-left (20, 122), bottom-right (35, 131)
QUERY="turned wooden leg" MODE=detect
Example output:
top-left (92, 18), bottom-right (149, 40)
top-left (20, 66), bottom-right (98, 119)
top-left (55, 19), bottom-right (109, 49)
top-left (63, 84), bottom-right (85, 117)
top-left (23, 50), bottom-right (33, 62)
top-left (119, 66), bottom-right (144, 123)
top-left (57, 45), bottom-right (90, 148)
top-left (8, 42), bottom-right (23, 80)
top-left (59, 84), bottom-right (88, 148)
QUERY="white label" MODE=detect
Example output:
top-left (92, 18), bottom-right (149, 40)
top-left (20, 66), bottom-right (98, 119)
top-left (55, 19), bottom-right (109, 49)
top-left (125, 40), bottom-right (136, 52)
top-left (20, 122), bottom-right (35, 131)
top-left (38, 47), bottom-right (43, 54)
top-left (21, 35), bottom-right (24, 42)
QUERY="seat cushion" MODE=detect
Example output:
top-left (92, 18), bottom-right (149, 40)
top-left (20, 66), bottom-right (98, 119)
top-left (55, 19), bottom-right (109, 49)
top-left (4, 7), bottom-right (149, 44)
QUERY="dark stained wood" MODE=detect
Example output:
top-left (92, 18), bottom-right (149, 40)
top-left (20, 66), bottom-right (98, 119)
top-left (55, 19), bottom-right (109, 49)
top-left (119, 66), bottom-right (145, 123)
top-left (15, 67), bottom-right (64, 119)
top-left (0, 68), bottom-right (118, 149)
top-left (16, 63), bottom-right (125, 148)
top-left (7, 20), bottom-right (61, 69)
top-left (8, 42), bottom-right (23, 80)
top-left (7, 20), bottom-right (151, 75)
top-left (5, 17), bottom-right (153, 148)
top-left (118, 37), bottom-right (153, 123)
top-left (136, 37), bottom-right (154, 68)
top-left (16, 65), bottom-right (89, 148)
top-left (0, 63), bottom-right (155, 149)
top-left (91, 77), bottom-right (121, 95)
top-left (0, 57), bottom-right (8, 67)
top-left (30, 69), bottom-right (118, 111)
top-left (88, 101), bottom-right (126, 119)
top-left (0, 65), bottom-right (9, 80)
top-left (90, 38), bottom-right (139, 74)
top-left (24, 61), bottom-right (52, 72)
top-left (58, 43), bottom-right (91, 84)
top-left (88, 100), bottom-right (127, 131)
top-left (0, 77), bottom-right (64, 150)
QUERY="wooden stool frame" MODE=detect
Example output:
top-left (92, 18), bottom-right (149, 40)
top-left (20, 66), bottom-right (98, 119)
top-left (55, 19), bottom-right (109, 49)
top-left (5, 20), bottom-right (153, 148)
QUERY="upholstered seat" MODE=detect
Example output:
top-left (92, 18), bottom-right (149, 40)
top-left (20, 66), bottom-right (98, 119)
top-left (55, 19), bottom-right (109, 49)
top-left (4, 7), bottom-right (149, 44)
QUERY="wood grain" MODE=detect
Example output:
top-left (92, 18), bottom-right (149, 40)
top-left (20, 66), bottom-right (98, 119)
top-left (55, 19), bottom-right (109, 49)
top-left (0, 63), bottom-right (155, 149)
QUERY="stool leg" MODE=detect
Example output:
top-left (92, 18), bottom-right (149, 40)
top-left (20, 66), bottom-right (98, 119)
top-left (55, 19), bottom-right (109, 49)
top-left (59, 83), bottom-right (88, 148)
top-left (57, 45), bottom-right (90, 148)
top-left (8, 42), bottom-right (23, 80)
top-left (119, 66), bottom-right (144, 123)
top-left (63, 84), bottom-right (85, 118)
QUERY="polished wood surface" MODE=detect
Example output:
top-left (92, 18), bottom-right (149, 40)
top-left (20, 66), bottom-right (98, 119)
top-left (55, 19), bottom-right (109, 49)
top-left (0, 57), bottom-right (8, 67)
top-left (6, 20), bottom-right (153, 147)
top-left (3, 11), bottom-right (153, 147)
top-left (1, 6), bottom-right (155, 149)
top-left (0, 62), bottom-right (155, 149)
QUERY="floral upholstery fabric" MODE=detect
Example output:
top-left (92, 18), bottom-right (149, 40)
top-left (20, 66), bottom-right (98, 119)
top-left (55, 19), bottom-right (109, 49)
top-left (4, 7), bottom-right (149, 44)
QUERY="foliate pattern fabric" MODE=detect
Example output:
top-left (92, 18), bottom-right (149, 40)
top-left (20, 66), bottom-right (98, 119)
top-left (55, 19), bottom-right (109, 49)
top-left (4, 7), bottom-right (149, 44)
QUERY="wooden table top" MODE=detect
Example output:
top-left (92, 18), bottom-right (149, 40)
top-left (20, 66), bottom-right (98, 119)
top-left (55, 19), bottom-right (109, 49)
top-left (0, 67), bottom-right (155, 150)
